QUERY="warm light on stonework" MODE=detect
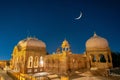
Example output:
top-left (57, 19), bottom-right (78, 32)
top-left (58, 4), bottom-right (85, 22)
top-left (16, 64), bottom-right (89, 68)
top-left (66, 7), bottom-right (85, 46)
top-left (40, 60), bottom-right (43, 67)
top-left (7, 34), bottom-right (113, 80)
top-left (40, 56), bottom-right (43, 67)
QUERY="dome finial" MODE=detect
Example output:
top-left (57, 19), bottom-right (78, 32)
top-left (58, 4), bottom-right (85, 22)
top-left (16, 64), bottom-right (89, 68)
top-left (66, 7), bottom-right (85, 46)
top-left (61, 38), bottom-right (70, 48)
top-left (94, 32), bottom-right (97, 37)
top-left (86, 33), bottom-right (109, 49)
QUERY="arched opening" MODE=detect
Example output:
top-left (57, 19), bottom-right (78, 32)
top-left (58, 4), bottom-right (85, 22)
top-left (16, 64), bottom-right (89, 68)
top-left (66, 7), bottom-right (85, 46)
top-left (90, 55), bottom-right (96, 62)
top-left (65, 48), bottom-right (69, 51)
top-left (40, 56), bottom-right (43, 67)
top-left (27, 56), bottom-right (33, 68)
top-left (34, 56), bottom-right (38, 67)
top-left (72, 59), bottom-right (75, 69)
top-left (62, 48), bottom-right (65, 51)
top-left (99, 54), bottom-right (106, 63)
top-left (92, 55), bottom-right (96, 62)
top-left (40, 56), bottom-right (44, 71)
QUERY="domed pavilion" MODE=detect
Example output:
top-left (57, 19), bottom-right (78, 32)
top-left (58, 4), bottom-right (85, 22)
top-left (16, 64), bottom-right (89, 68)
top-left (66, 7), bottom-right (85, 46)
top-left (86, 33), bottom-right (112, 69)
top-left (11, 37), bottom-right (47, 74)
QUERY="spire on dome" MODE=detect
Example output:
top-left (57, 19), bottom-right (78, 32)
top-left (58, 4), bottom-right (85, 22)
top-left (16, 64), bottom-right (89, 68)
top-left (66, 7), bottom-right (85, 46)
top-left (61, 39), bottom-right (70, 48)
top-left (61, 39), bottom-right (71, 54)
top-left (93, 32), bottom-right (97, 37)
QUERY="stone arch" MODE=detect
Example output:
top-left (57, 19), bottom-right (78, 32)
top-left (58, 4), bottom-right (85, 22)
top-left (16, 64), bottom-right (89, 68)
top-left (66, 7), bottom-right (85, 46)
top-left (34, 56), bottom-right (39, 67)
top-left (72, 58), bottom-right (77, 69)
top-left (40, 56), bottom-right (43, 67)
top-left (72, 58), bottom-right (75, 63)
top-left (99, 54), bottom-right (106, 63)
top-left (27, 56), bottom-right (33, 68)
top-left (90, 54), bottom-right (96, 62)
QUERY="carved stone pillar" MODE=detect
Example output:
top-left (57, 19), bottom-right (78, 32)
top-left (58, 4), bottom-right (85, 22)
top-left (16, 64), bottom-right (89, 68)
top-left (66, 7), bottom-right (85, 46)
top-left (105, 54), bottom-right (108, 63)
top-left (96, 55), bottom-right (99, 62)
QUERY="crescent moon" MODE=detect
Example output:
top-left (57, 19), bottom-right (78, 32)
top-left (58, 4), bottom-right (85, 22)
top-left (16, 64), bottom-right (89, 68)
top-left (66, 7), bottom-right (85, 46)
top-left (75, 11), bottom-right (82, 20)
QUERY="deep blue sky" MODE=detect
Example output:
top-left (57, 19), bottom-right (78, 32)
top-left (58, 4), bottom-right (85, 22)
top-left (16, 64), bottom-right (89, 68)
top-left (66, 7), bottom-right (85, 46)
top-left (0, 0), bottom-right (120, 60)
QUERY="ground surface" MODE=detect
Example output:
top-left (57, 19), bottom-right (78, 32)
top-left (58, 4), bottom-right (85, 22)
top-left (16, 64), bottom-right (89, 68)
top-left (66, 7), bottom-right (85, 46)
top-left (47, 70), bottom-right (120, 80)
top-left (0, 69), bottom-right (120, 80)
top-left (0, 69), bottom-right (13, 80)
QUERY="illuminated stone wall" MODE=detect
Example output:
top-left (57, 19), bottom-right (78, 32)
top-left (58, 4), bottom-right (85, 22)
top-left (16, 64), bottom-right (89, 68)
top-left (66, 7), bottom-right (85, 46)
top-left (44, 53), bottom-right (87, 74)
top-left (10, 38), bottom-right (47, 74)
top-left (86, 33), bottom-right (113, 69)
top-left (10, 33), bottom-right (113, 75)
top-left (43, 39), bottom-right (88, 75)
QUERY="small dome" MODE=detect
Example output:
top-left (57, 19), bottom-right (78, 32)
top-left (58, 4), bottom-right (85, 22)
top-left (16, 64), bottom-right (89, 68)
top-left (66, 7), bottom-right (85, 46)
top-left (17, 37), bottom-right (46, 48)
top-left (61, 39), bottom-right (70, 48)
top-left (86, 33), bottom-right (109, 49)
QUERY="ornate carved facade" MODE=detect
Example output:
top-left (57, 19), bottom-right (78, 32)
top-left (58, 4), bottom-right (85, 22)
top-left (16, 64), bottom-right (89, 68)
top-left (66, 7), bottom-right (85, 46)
top-left (10, 33), bottom-right (113, 75)
top-left (10, 38), bottom-right (47, 74)
top-left (86, 33), bottom-right (112, 69)
top-left (43, 39), bottom-right (87, 75)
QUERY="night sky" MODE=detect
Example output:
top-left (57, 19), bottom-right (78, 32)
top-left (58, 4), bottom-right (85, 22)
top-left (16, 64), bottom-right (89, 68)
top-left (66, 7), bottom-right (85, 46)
top-left (0, 0), bottom-right (120, 60)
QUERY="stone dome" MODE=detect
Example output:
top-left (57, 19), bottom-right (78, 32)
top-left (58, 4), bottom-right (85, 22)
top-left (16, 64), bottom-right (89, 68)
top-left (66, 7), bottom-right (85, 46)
top-left (17, 37), bottom-right (46, 48)
top-left (86, 33), bottom-right (109, 49)
top-left (61, 39), bottom-right (70, 48)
